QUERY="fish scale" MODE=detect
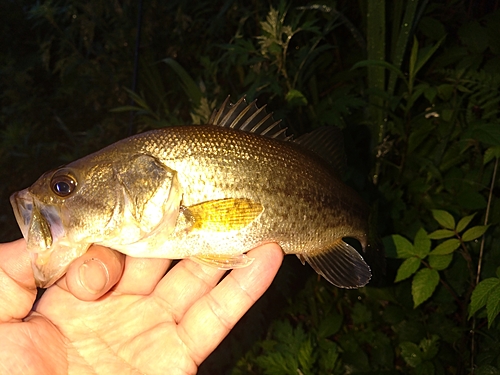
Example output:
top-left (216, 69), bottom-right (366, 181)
top-left (11, 97), bottom-right (379, 289)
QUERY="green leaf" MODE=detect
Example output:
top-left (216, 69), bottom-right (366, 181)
top-left (457, 190), bottom-right (487, 210)
top-left (462, 225), bottom-right (489, 242)
top-left (484, 146), bottom-right (500, 165)
top-left (414, 228), bottom-right (431, 258)
top-left (351, 60), bottom-right (408, 85)
top-left (430, 239), bottom-right (461, 255)
top-left (317, 313), bottom-right (342, 339)
top-left (428, 229), bottom-right (455, 239)
top-left (395, 257), bottom-right (421, 282)
top-left (163, 58), bottom-right (202, 106)
top-left (285, 89), bottom-right (308, 106)
top-left (428, 254), bottom-right (453, 270)
top-left (487, 284), bottom-right (500, 327)
top-left (392, 234), bottom-right (414, 258)
top-left (437, 84), bottom-right (454, 100)
top-left (469, 278), bottom-right (500, 318)
top-left (420, 335), bottom-right (440, 360)
top-left (387, 0), bottom-right (419, 95)
top-left (431, 210), bottom-right (455, 229)
top-left (412, 268), bottom-right (440, 307)
top-left (318, 340), bottom-right (339, 371)
top-left (408, 36), bottom-right (419, 86)
top-left (298, 338), bottom-right (314, 371)
top-left (400, 341), bottom-right (422, 367)
top-left (413, 35), bottom-right (446, 77)
top-left (352, 303), bottom-right (372, 324)
top-left (456, 213), bottom-right (477, 233)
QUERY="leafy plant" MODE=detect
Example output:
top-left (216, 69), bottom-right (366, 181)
top-left (389, 210), bottom-right (489, 307)
top-left (470, 268), bottom-right (500, 327)
top-left (3, 1), bottom-right (500, 374)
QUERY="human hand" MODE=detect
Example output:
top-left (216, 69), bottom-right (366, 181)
top-left (0, 239), bottom-right (283, 375)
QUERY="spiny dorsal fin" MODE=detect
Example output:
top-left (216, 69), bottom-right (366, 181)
top-left (301, 239), bottom-right (371, 289)
top-left (208, 96), bottom-right (293, 141)
top-left (294, 126), bottom-right (347, 175)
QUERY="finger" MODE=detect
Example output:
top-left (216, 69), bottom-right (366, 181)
top-left (0, 239), bottom-right (37, 322)
top-left (0, 238), bottom-right (35, 289)
top-left (177, 243), bottom-right (283, 364)
top-left (58, 245), bottom-right (125, 301)
top-left (153, 258), bottom-right (227, 322)
top-left (113, 257), bottom-right (172, 295)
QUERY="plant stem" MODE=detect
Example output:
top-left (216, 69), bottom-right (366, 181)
top-left (366, 0), bottom-right (386, 185)
top-left (470, 156), bottom-right (498, 373)
top-left (476, 156), bottom-right (498, 285)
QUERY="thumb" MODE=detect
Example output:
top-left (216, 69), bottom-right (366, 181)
top-left (57, 245), bottom-right (125, 301)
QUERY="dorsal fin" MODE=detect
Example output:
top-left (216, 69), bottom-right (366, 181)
top-left (208, 96), bottom-right (293, 141)
top-left (294, 126), bottom-right (347, 175)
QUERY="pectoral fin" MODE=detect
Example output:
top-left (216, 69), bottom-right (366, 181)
top-left (186, 198), bottom-right (263, 232)
top-left (301, 239), bottom-right (372, 289)
top-left (191, 253), bottom-right (254, 269)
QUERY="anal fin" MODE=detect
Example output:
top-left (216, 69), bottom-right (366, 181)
top-left (301, 239), bottom-right (372, 289)
top-left (191, 253), bottom-right (254, 270)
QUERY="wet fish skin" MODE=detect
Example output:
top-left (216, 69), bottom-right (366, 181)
top-left (10, 97), bottom-right (375, 288)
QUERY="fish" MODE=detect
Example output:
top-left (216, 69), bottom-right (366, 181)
top-left (10, 96), bottom-right (379, 289)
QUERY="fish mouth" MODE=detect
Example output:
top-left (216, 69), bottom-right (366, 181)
top-left (10, 189), bottom-right (88, 288)
top-left (10, 189), bottom-right (34, 241)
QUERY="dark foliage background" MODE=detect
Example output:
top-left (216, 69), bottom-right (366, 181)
top-left (2, 0), bottom-right (500, 373)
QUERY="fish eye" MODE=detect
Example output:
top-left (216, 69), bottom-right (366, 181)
top-left (50, 169), bottom-right (77, 197)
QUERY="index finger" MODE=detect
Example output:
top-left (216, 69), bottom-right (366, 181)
top-left (175, 243), bottom-right (283, 365)
top-left (0, 239), bottom-right (37, 322)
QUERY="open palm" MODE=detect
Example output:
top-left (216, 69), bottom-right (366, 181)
top-left (0, 240), bottom-right (283, 375)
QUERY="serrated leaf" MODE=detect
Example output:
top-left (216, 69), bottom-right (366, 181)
top-left (412, 268), bottom-right (440, 307)
top-left (428, 229), bottom-right (455, 239)
top-left (431, 210), bottom-right (455, 229)
top-left (395, 257), bottom-right (421, 282)
top-left (428, 254), bottom-right (453, 270)
top-left (486, 284), bottom-right (500, 327)
top-left (456, 213), bottom-right (477, 233)
top-left (430, 239), bottom-right (461, 255)
top-left (462, 225), bottom-right (489, 242)
top-left (298, 338), bottom-right (314, 371)
top-left (420, 335), bottom-right (440, 360)
top-left (318, 340), bottom-right (339, 371)
top-left (392, 234), bottom-right (414, 258)
top-left (469, 278), bottom-right (500, 318)
top-left (400, 341), bottom-right (422, 367)
top-left (414, 228), bottom-right (431, 258)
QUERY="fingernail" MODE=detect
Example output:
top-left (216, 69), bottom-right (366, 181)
top-left (79, 258), bottom-right (109, 294)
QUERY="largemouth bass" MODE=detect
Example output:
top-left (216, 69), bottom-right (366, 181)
top-left (11, 97), bottom-right (378, 288)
